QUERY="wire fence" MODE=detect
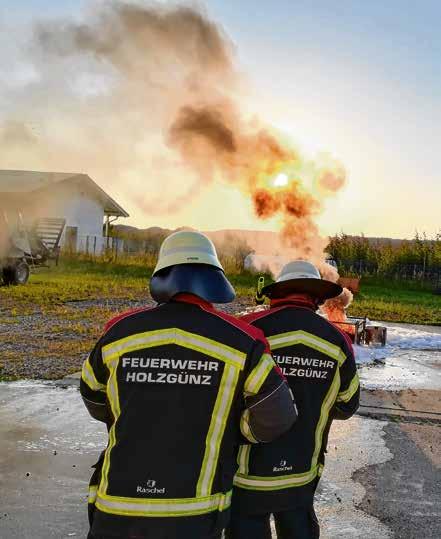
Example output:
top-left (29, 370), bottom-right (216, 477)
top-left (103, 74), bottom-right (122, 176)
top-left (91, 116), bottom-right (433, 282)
top-left (62, 235), bottom-right (125, 258)
top-left (335, 259), bottom-right (441, 286)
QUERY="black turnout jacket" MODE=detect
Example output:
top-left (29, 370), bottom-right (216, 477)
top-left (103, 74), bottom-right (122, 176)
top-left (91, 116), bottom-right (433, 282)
top-left (80, 294), bottom-right (296, 538)
top-left (233, 297), bottom-right (360, 514)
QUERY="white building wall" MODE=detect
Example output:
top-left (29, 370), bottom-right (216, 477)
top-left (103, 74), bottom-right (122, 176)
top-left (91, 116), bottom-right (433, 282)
top-left (25, 182), bottom-right (106, 253)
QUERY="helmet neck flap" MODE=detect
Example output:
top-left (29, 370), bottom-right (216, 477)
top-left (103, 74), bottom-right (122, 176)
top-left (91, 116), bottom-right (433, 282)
top-left (150, 263), bottom-right (235, 304)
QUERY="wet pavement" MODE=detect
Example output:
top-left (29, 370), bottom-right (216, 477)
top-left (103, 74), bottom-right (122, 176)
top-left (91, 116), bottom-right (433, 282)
top-left (0, 380), bottom-right (440, 539)
top-left (1, 320), bottom-right (441, 538)
top-left (359, 350), bottom-right (441, 391)
top-left (355, 421), bottom-right (441, 538)
top-left (0, 382), bottom-right (106, 538)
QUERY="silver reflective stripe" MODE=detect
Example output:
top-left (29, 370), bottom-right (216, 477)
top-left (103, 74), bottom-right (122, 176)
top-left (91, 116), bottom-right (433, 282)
top-left (244, 353), bottom-right (274, 395)
top-left (100, 357), bottom-right (120, 495)
top-left (81, 358), bottom-right (106, 391)
top-left (197, 364), bottom-right (239, 496)
top-left (237, 445), bottom-right (251, 475)
top-left (268, 330), bottom-right (342, 362)
top-left (96, 491), bottom-right (232, 517)
top-left (102, 328), bottom-right (246, 370)
top-left (234, 468), bottom-right (317, 489)
top-left (337, 373), bottom-right (360, 402)
top-left (240, 409), bottom-right (258, 443)
top-left (88, 486), bottom-right (98, 504)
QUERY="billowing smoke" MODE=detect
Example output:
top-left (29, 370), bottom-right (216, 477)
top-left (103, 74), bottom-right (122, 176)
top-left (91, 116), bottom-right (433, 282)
top-left (0, 1), bottom-right (346, 261)
top-left (0, 2), bottom-right (238, 212)
top-left (168, 102), bottom-right (345, 260)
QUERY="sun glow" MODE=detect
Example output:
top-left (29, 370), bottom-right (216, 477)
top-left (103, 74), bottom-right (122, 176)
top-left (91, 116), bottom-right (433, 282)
top-left (273, 172), bottom-right (289, 187)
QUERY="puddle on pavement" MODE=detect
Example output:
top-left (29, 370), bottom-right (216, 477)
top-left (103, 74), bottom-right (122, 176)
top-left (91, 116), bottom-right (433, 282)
top-left (0, 381), bottom-right (107, 454)
top-left (359, 350), bottom-right (441, 391)
top-left (0, 382), bottom-right (396, 538)
top-left (315, 417), bottom-right (393, 538)
top-left (352, 322), bottom-right (441, 391)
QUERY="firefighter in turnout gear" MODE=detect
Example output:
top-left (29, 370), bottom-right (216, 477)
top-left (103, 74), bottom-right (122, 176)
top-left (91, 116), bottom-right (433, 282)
top-left (80, 231), bottom-right (297, 539)
top-left (227, 260), bottom-right (360, 539)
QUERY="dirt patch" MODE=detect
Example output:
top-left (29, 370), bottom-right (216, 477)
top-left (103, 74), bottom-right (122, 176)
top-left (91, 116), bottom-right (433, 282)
top-left (359, 388), bottom-right (441, 423)
top-left (0, 297), bottom-right (254, 380)
top-left (400, 422), bottom-right (441, 468)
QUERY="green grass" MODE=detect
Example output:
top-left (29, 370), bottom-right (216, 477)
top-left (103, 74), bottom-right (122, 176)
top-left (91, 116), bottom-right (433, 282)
top-left (1, 259), bottom-right (440, 325)
top-left (2, 260), bottom-right (441, 380)
top-left (0, 256), bottom-right (259, 312)
top-left (347, 277), bottom-right (441, 325)
top-left (0, 261), bottom-right (148, 310)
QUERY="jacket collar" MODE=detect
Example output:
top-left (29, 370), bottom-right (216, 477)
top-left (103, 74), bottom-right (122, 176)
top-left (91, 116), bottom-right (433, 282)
top-left (270, 293), bottom-right (317, 311)
top-left (172, 293), bottom-right (213, 309)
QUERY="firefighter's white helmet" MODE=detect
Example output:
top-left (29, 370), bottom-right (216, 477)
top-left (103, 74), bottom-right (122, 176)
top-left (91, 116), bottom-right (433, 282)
top-left (277, 260), bottom-right (322, 282)
top-left (153, 230), bottom-right (223, 274)
top-left (262, 260), bottom-right (342, 301)
top-left (150, 231), bottom-right (235, 303)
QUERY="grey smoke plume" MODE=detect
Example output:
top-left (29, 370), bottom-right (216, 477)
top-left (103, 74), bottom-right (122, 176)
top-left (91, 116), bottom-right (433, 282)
top-left (0, 1), bottom-right (238, 213)
top-left (0, 1), bottom-right (346, 260)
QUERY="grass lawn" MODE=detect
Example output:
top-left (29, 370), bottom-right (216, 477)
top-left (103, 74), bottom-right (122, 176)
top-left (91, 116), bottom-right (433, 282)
top-left (1, 259), bottom-right (440, 325)
top-left (0, 257), bottom-right (257, 312)
top-left (347, 277), bottom-right (441, 325)
top-left (1, 259), bottom-right (440, 380)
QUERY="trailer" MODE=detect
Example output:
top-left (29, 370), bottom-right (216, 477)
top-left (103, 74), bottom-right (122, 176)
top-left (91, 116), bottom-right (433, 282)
top-left (1, 209), bottom-right (65, 285)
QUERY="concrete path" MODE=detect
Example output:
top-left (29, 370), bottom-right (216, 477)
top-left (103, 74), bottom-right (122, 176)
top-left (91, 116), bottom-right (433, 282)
top-left (0, 381), bottom-right (440, 538)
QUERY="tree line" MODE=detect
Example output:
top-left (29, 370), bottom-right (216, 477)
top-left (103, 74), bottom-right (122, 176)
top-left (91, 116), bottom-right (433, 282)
top-left (326, 232), bottom-right (441, 283)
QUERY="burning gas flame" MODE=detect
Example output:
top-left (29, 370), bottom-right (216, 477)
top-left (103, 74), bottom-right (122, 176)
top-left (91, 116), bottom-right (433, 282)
top-left (319, 262), bottom-right (354, 327)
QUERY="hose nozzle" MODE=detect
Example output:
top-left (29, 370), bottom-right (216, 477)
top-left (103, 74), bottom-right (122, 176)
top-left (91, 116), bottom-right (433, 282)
top-left (255, 275), bottom-right (265, 305)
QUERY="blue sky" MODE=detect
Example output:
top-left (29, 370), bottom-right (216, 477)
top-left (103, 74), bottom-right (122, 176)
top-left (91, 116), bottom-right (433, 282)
top-left (1, 0), bottom-right (440, 238)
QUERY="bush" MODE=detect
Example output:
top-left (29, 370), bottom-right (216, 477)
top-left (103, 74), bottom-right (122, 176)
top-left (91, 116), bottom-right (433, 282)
top-left (326, 232), bottom-right (441, 284)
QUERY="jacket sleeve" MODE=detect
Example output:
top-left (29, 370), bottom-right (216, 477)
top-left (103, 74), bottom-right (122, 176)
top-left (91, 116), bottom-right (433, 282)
top-left (80, 338), bottom-right (112, 425)
top-left (240, 335), bottom-right (297, 443)
top-left (333, 335), bottom-right (360, 420)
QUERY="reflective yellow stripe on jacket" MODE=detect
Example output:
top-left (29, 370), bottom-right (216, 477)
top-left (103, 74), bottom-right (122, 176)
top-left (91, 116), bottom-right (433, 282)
top-left (235, 331), bottom-right (343, 491)
top-left (81, 356), bottom-right (106, 392)
top-left (96, 491), bottom-right (232, 517)
top-left (337, 373), bottom-right (360, 403)
top-left (95, 329), bottom-right (245, 516)
top-left (268, 330), bottom-right (346, 366)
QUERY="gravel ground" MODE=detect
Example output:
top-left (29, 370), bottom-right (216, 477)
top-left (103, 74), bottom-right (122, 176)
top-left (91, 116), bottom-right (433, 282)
top-left (0, 297), bottom-right (254, 380)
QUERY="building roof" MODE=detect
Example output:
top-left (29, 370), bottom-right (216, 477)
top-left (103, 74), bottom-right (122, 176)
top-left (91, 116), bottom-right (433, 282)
top-left (0, 170), bottom-right (129, 217)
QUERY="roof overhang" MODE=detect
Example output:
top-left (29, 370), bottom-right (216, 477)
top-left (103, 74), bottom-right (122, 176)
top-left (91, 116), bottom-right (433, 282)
top-left (0, 170), bottom-right (129, 218)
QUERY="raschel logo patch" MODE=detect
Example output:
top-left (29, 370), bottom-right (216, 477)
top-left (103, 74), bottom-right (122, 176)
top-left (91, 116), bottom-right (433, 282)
top-left (137, 479), bottom-right (166, 495)
top-left (273, 459), bottom-right (293, 473)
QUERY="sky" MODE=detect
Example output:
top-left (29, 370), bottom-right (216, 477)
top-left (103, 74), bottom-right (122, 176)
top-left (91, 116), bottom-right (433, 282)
top-left (1, 0), bottom-right (440, 239)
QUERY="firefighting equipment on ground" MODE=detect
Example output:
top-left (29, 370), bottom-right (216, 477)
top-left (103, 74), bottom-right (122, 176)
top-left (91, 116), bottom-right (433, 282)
top-left (80, 231), bottom-right (296, 539)
top-left (262, 260), bottom-right (343, 302)
top-left (150, 230), bottom-right (235, 303)
top-left (255, 275), bottom-right (266, 305)
top-left (230, 277), bottom-right (360, 535)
